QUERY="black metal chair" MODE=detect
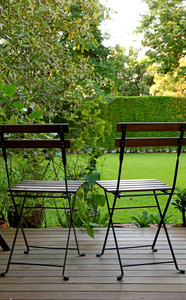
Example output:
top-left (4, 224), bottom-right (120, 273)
top-left (96, 122), bottom-right (186, 280)
top-left (0, 124), bottom-right (85, 280)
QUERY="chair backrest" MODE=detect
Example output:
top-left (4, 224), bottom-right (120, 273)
top-left (115, 122), bottom-right (186, 193)
top-left (116, 122), bottom-right (186, 148)
top-left (0, 123), bottom-right (70, 191)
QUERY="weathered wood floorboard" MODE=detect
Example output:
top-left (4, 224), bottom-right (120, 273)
top-left (0, 227), bottom-right (186, 300)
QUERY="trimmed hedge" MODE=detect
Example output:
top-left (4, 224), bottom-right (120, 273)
top-left (98, 96), bottom-right (186, 150)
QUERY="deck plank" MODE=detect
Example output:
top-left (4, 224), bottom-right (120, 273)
top-left (0, 227), bottom-right (186, 299)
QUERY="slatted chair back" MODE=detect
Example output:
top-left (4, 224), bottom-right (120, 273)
top-left (0, 124), bottom-right (70, 194)
top-left (115, 122), bottom-right (186, 195)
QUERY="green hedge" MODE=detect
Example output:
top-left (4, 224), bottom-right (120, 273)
top-left (98, 96), bottom-right (186, 150)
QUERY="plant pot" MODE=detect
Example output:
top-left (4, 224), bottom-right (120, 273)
top-left (7, 205), bottom-right (45, 228)
top-left (0, 220), bottom-right (7, 228)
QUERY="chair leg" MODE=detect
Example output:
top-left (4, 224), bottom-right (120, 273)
top-left (96, 192), bottom-right (111, 257)
top-left (62, 223), bottom-right (71, 281)
top-left (62, 196), bottom-right (75, 281)
top-left (110, 210), bottom-right (124, 280)
top-left (1, 216), bottom-right (21, 277)
top-left (62, 195), bottom-right (86, 280)
top-left (71, 195), bottom-right (85, 257)
top-left (1, 195), bottom-right (28, 277)
top-left (152, 192), bottom-right (185, 274)
top-left (97, 192), bottom-right (124, 279)
top-left (0, 235), bottom-right (10, 251)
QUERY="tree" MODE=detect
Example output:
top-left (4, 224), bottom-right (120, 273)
top-left (112, 45), bottom-right (154, 96)
top-left (137, 0), bottom-right (186, 73)
top-left (148, 58), bottom-right (186, 96)
top-left (60, 5), bottom-right (115, 96)
top-left (0, 0), bottom-right (110, 149)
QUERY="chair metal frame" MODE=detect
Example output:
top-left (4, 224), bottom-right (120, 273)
top-left (96, 122), bottom-right (186, 280)
top-left (0, 124), bottom-right (85, 280)
top-left (0, 235), bottom-right (10, 251)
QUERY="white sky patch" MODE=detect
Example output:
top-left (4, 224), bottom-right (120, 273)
top-left (99, 0), bottom-right (148, 58)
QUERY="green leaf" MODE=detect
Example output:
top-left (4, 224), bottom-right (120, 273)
top-left (95, 194), bottom-right (105, 207)
top-left (0, 94), bottom-right (10, 103)
top-left (84, 224), bottom-right (94, 239)
top-left (29, 111), bottom-right (44, 119)
top-left (83, 172), bottom-right (100, 188)
top-left (12, 101), bottom-right (25, 110)
top-left (3, 84), bottom-right (15, 96)
top-left (0, 82), bottom-right (4, 91)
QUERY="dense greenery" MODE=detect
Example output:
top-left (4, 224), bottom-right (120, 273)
top-left (0, 0), bottom-right (112, 149)
top-left (0, 0), bottom-right (186, 238)
top-left (111, 46), bottom-right (154, 96)
top-left (148, 59), bottom-right (186, 96)
top-left (137, 0), bottom-right (186, 73)
top-left (97, 96), bottom-right (186, 150)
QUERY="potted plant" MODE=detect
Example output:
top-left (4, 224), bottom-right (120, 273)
top-left (0, 213), bottom-right (7, 228)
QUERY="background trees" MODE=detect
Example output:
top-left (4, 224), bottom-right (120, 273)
top-left (137, 0), bottom-right (186, 73)
top-left (1, 0), bottom-right (185, 137)
top-left (112, 45), bottom-right (154, 96)
top-left (0, 0), bottom-right (112, 148)
top-left (148, 58), bottom-right (186, 96)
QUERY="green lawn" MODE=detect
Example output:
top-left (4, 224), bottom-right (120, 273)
top-left (0, 152), bottom-right (185, 225)
top-left (95, 152), bottom-right (186, 224)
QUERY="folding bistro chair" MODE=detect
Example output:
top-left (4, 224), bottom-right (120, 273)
top-left (0, 124), bottom-right (85, 280)
top-left (96, 122), bottom-right (186, 280)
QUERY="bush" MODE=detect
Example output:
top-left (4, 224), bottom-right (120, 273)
top-left (97, 96), bottom-right (186, 150)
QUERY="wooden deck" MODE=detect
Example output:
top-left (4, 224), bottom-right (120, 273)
top-left (0, 227), bottom-right (186, 299)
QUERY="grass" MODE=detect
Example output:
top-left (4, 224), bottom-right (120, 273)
top-left (95, 152), bottom-right (186, 224)
top-left (0, 152), bottom-right (185, 226)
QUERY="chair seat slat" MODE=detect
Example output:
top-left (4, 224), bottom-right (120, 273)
top-left (96, 179), bottom-right (172, 193)
top-left (10, 180), bottom-right (85, 194)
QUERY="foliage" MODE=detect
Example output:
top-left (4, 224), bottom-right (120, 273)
top-left (0, 0), bottom-right (111, 149)
top-left (0, 151), bottom-right (48, 225)
top-left (112, 45), bottom-right (154, 96)
top-left (98, 95), bottom-right (186, 150)
top-left (137, 0), bottom-right (186, 73)
top-left (150, 213), bottom-right (173, 226)
top-left (131, 211), bottom-right (152, 227)
top-left (66, 148), bottom-right (107, 238)
top-left (172, 187), bottom-right (186, 227)
top-left (0, 177), bottom-right (8, 221)
top-left (148, 59), bottom-right (186, 96)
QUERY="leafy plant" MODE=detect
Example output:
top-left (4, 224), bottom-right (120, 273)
top-left (0, 177), bottom-right (9, 222)
top-left (131, 211), bottom-right (152, 228)
top-left (66, 148), bottom-right (107, 238)
top-left (150, 213), bottom-right (173, 226)
top-left (172, 187), bottom-right (186, 227)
